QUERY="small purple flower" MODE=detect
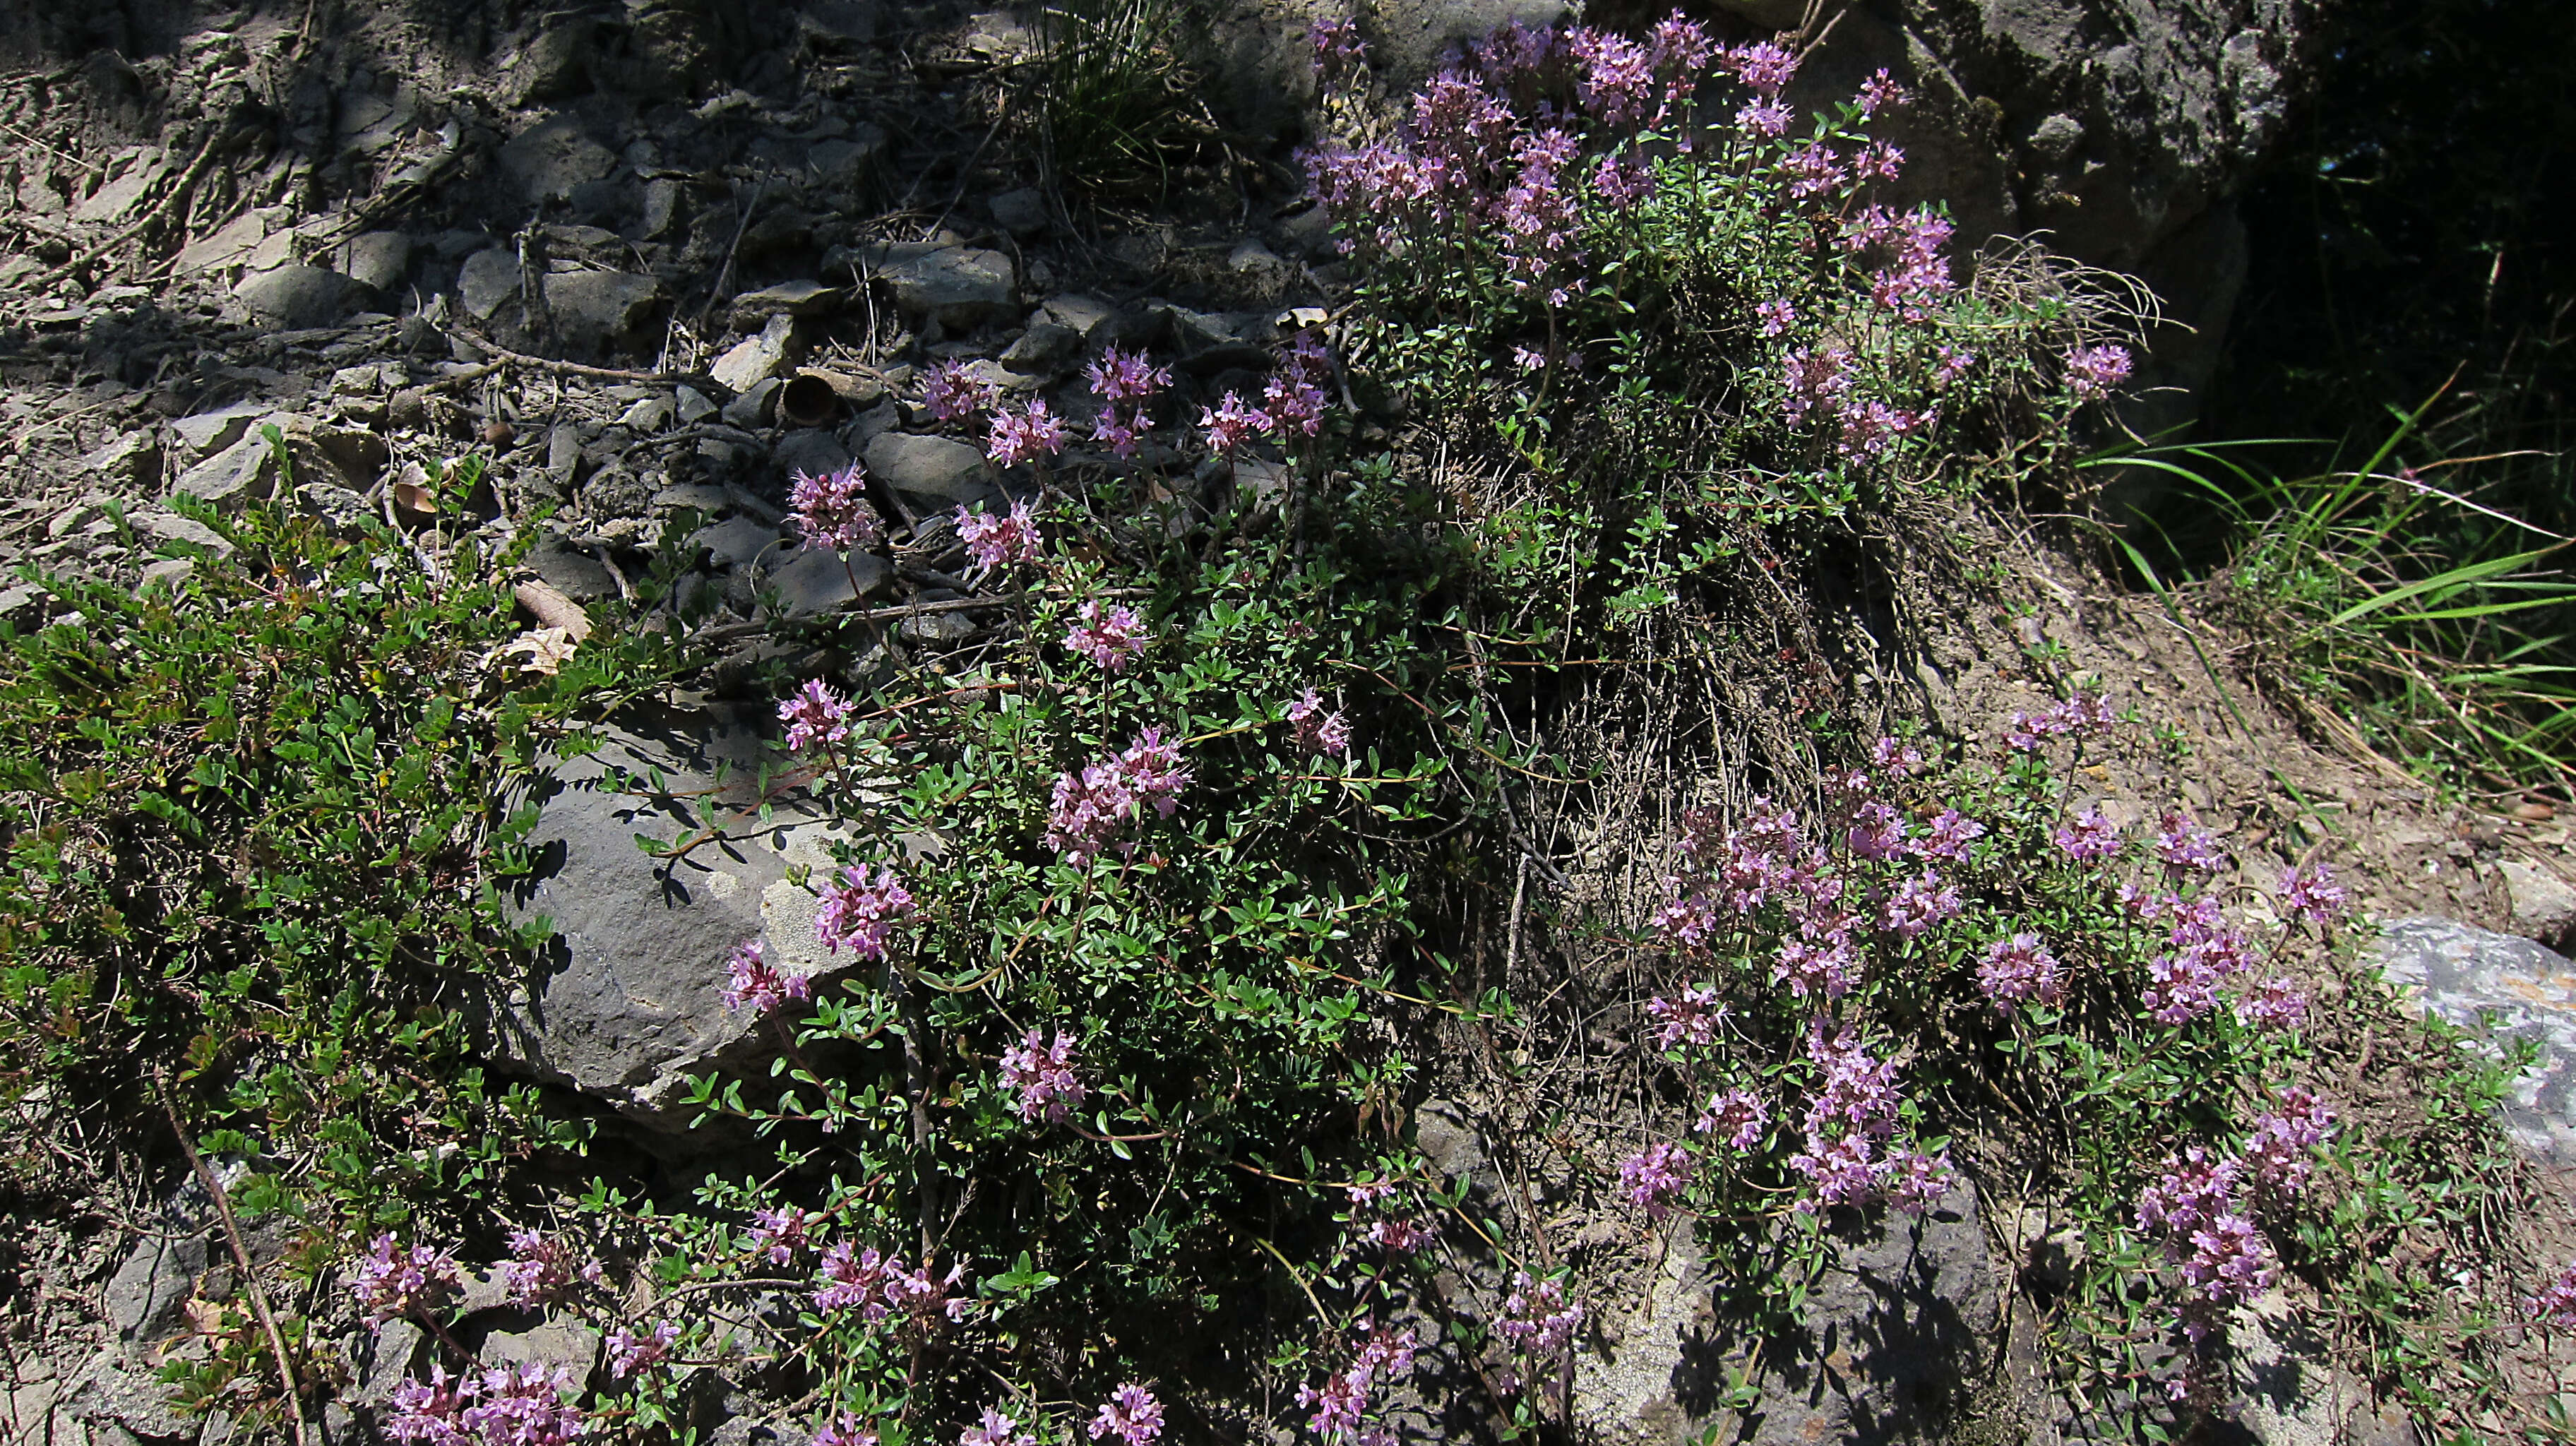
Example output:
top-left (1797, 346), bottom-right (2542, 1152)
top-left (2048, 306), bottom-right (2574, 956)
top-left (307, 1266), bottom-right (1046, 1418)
top-left (961, 1410), bottom-right (1036, 1446)
top-left (2153, 812), bottom-right (2226, 873)
top-left (385, 1366), bottom-right (472, 1446)
top-left (459, 1363), bottom-right (585, 1446)
top-left (1568, 26), bottom-right (1657, 128)
top-left (780, 679), bottom-right (854, 753)
top-left (1880, 869), bottom-right (1963, 939)
top-left (956, 499), bottom-right (1042, 570)
top-left (922, 360), bottom-right (997, 423)
top-left (1844, 801), bottom-right (1907, 860)
top-left (352, 1234), bottom-right (462, 1330)
top-left (986, 398), bottom-right (1071, 468)
top-left (2065, 343), bottom-right (2134, 400)
top-left (999, 1028), bottom-right (1087, 1123)
top-left (1287, 688), bottom-right (1353, 756)
top-left (814, 864), bottom-right (916, 960)
top-left (2053, 808), bottom-right (2122, 862)
top-left (1883, 1148), bottom-right (1952, 1214)
top-left (1724, 40), bottom-right (1798, 97)
top-left (1087, 1384), bottom-right (1164, 1446)
top-left (2234, 975), bottom-right (2308, 1030)
top-left (1977, 933), bottom-right (2064, 1007)
top-left (1783, 141), bottom-right (1845, 200)
top-left (2529, 1262), bottom-right (2576, 1330)
top-left (1855, 68), bottom-right (1908, 116)
top-left (1856, 141), bottom-right (1905, 181)
top-left (2277, 863), bottom-right (2349, 926)
top-left (1734, 98), bottom-right (1790, 138)
top-left (1494, 1272), bottom-right (1584, 1358)
top-left (813, 1415), bottom-right (878, 1446)
top-left (748, 1205), bottom-right (811, 1265)
top-left (1618, 1140), bottom-right (1693, 1219)
top-left (2135, 1147), bottom-right (2243, 1238)
top-left (1754, 297), bottom-right (1797, 337)
top-left (2244, 1086), bottom-right (2333, 1194)
top-left (1645, 984), bottom-right (1724, 1048)
top-left (1592, 153), bottom-right (1654, 208)
top-left (789, 463), bottom-right (886, 553)
top-left (722, 939), bottom-right (811, 1015)
top-left (1045, 729), bottom-right (1191, 863)
top-left (1066, 599), bottom-right (1147, 671)
top-left (1694, 1087), bottom-right (1768, 1149)
top-left (1308, 16), bottom-right (1368, 78)
top-left (1200, 392), bottom-right (1263, 454)
top-left (1086, 345), bottom-right (1171, 405)
top-left (498, 1230), bottom-right (602, 1309)
top-left (1914, 809), bottom-right (1986, 862)
top-left (1366, 1215), bottom-right (1437, 1253)
top-left (605, 1320), bottom-right (679, 1377)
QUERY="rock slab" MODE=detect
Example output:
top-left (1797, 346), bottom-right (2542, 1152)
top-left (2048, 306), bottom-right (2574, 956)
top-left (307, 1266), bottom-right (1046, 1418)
top-left (2371, 916), bottom-right (2576, 1173)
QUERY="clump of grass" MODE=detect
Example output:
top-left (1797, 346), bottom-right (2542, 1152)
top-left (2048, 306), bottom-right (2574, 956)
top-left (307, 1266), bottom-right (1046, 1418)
top-left (2097, 395), bottom-right (2576, 797)
top-left (1030, 0), bottom-right (1220, 197)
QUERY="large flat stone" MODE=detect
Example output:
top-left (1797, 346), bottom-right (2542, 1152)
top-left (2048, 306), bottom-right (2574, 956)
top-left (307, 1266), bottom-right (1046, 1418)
top-left (867, 244), bottom-right (1017, 330)
top-left (499, 113), bottom-right (618, 204)
top-left (862, 431), bottom-right (996, 506)
top-left (2371, 916), bottom-right (2576, 1173)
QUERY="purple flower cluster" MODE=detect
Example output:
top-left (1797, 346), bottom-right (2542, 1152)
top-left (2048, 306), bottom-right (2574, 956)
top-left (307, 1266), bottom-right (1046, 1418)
top-left (498, 1230), bottom-right (601, 1309)
top-left (780, 679), bottom-right (854, 753)
top-left (960, 1409), bottom-right (1037, 1446)
top-left (2142, 901), bottom-right (2253, 1024)
top-left (813, 1241), bottom-right (966, 1334)
top-left (2243, 1087), bottom-right (2334, 1195)
top-left (813, 1416), bottom-right (878, 1446)
top-left (2528, 1262), bottom-right (2576, 1330)
top-left (2134, 1146), bottom-right (2274, 1340)
top-left (1914, 808), bottom-right (1986, 861)
top-left (1976, 932), bottom-right (2065, 1008)
top-left (2052, 808), bottom-right (2121, 861)
top-left (722, 939), bottom-right (811, 1015)
top-left (1199, 393), bottom-right (1264, 454)
top-left (956, 498), bottom-right (1042, 570)
top-left (1287, 687), bottom-right (1354, 757)
top-left (814, 864), bottom-right (916, 961)
top-left (748, 1205), bottom-right (812, 1264)
top-left (999, 1028), bottom-right (1087, 1123)
top-left (1347, 1181), bottom-right (1438, 1254)
top-left (790, 462), bottom-right (886, 553)
top-left (1837, 204), bottom-right (1959, 321)
top-left (1045, 729), bottom-right (1189, 864)
top-left (1296, 1320), bottom-right (1417, 1444)
top-left (1618, 1140), bottom-right (1693, 1219)
top-left (1260, 330), bottom-right (1334, 438)
top-left (1645, 983), bottom-right (1724, 1048)
top-left (2277, 863), bottom-right (2349, 926)
top-left (1879, 868), bottom-right (1962, 938)
top-left (1308, 16), bottom-right (1368, 80)
top-left (388, 1363), bottom-right (587, 1446)
top-left (1065, 598), bottom-right (1147, 671)
top-left (1085, 345), bottom-right (1172, 457)
top-left (986, 398), bottom-right (1071, 468)
top-left (352, 1233), bottom-right (462, 1329)
top-left (1695, 1087), bottom-right (1769, 1149)
top-left (1854, 68), bottom-right (1908, 118)
top-left (2233, 974), bottom-right (2308, 1030)
top-left (2152, 812), bottom-right (2227, 873)
top-left (1779, 344), bottom-right (1936, 462)
top-left (605, 1321), bottom-right (679, 1378)
top-left (2065, 343), bottom-right (2134, 400)
top-left (2005, 691), bottom-right (2113, 750)
top-left (1087, 1385), bottom-right (1164, 1446)
top-left (1494, 1272), bottom-right (1585, 1359)
top-left (922, 359), bottom-right (997, 422)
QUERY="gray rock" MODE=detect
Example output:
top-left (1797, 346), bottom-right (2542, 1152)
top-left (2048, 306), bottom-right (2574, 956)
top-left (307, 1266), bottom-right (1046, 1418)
top-left (999, 323), bottom-right (1080, 375)
top-left (2500, 859), bottom-right (2576, 950)
top-left (489, 716), bottom-right (853, 1129)
top-left (543, 270), bottom-right (664, 352)
top-left (1575, 1180), bottom-right (1998, 1446)
top-left (338, 231), bottom-right (414, 294)
top-left (799, 0), bottom-right (881, 46)
top-left (349, 1320), bottom-right (425, 1408)
top-left (64, 1349), bottom-right (199, 1443)
top-left (729, 281), bottom-right (843, 333)
top-left (1409, 1098), bottom-right (1494, 1195)
top-left (775, 429), bottom-right (852, 484)
top-left (170, 401), bottom-right (265, 461)
top-left (990, 187), bottom-right (1050, 239)
top-left (499, 114), bottom-right (619, 205)
top-left (459, 249), bottom-right (523, 320)
top-left (863, 432), bottom-right (995, 506)
top-left (105, 1229), bottom-right (208, 1343)
top-left (2226, 1292), bottom-right (2404, 1446)
top-left (513, 20), bottom-right (597, 104)
top-left (806, 130), bottom-right (889, 191)
top-left (139, 558), bottom-right (196, 592)
top-left (1228, 240), bottom-right (1296, 294)
top-left (172, 435), bottom-right (275, 509)
top-left (675, 386), bottom-right (720, 424)
top-left (619, 395), bottom-right (676, 431)
top-left (711, 316), bottom-right (797, 397)
top-left (654, 484), bottom-right (735, 515)
top-left (138, 512), bottom-right (236, 557)
top-left (765, 544), bottom-right (890, 617)
top-left (234, 265), bottom-right (351, 328)
top-left (295, 482), bottom-right (371, 534)
top-left (2371, 917), bottom-right (2576, 1173)
top-left (693, 515), bottom-right (784, 571)
top-left (868, 246), bottom-right (1018, 330)
top-left (546, 425), bottom-right (585, 489)
top-left (480, 1319), bottom-right (600, 1373)
top-left (1038, 293), bottom-right (1119, 341)
top-left (527, 542), bottom-right (619, 603)
top-left (80, 430), bottom-right (161, 490)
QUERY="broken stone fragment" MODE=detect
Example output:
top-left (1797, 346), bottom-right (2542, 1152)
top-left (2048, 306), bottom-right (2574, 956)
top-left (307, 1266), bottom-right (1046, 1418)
top-left (459, 248), bottom-right (523, 320)
top-left (867, 244), bottom-right (1018, 330)
top-left (710, 314), bottom-right (798, 396)
top-left (542, 269), bottom-right (665, 352)
top-left (863, 431), bottom-right (997, 507)
top-left (234, 265), bottom-right (353, 329)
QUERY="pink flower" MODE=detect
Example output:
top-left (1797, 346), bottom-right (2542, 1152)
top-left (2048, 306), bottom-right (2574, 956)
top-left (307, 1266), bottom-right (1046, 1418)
top-left (385, 1365), bottom-right (472, 1446)
top-left (1734, 99), bottom-right (1790, 138)
top-left (1694, 1087), bottom-right (1768, 1149)
top-left (813, 864), bottom-right (916, 960)
top-left (2153, 812), bottom-right (2226, 873)
top-left (1287, 688), bottom-right (1353, 756)
top-left (1308, 16), bottom-right (1369, 78)
top-left (956, 498), bottom-right (1042, 570)
top-left (1645, 984), bottom-right (1724, 1048)
top-left (999, 1028), bottom-right (1087, 1123)
top-left (961, 1410), bottom-right (1036, 1446)
top-left (987, 398), bottom-right (1071, 467)
top-left (1046, 730), bottom-right (1191, 863)
top-left (1754, 297), bottom-right (1797, 337)
top-left (1883, 1148), bottom-right (1952, 1214)
top-left (1200, 392), bottom-right (1263, 454)
top-left (2244, 1087), bottom-right (2332, 1194)
top-left (748, 1206), bottom-right (811, 1264)
top-left (1065, 599), bottom-right (1147, 671)
top-left (2529, 1263), bottom-right (2576, 1330)
top-left (2277, 863), bottom-right (2349, 925)
top-left (923, 360), bottom-right (998, 422)
top-left (1618, 1140), bottom-right (1693, 1219)
top-left (779, 679), bottom-right (854, 753)
top-left (722, 939), bottom-right (811, 1014)
top-left (1855, 68), bottom-right (1908, 116)
top-left (1977, 933), bottom-right (2064, 1007)
top-left (1880, 869), bottom-right (1962, 938)
top-left (1724, 40), bottom-right (1798, 97)
top-left (2234, 975), bottom-right (2308, 1030)
top-left (458, 1363), bottom-right (586, 1446)
top-left (499, 1229), bottom-right (602, 1308)
top-left (353, 1235), bottom-right (463, 1329)
top-left (1914, 809), bottom-right (1986, 861)
top-left (1592, 153), bottom-right (1655, 208)
top-left (2053, 808), bottom-right (2122, 861)
top-left (605, 1320), bottom-right (678, 1377)
top-left (813, 1415), bottom-right (878, 1446)
top-left (1494, 1272), bottom-right (1583, 1358)
top-left (1087, 1384), bottom-right (1164, 1446)
top-left (789, 463), bottom-right (885, 553)
top-left (2065, 343), bottom-right (2133, 400)
top-left (1085, 345), bottom-right (1171, 405)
